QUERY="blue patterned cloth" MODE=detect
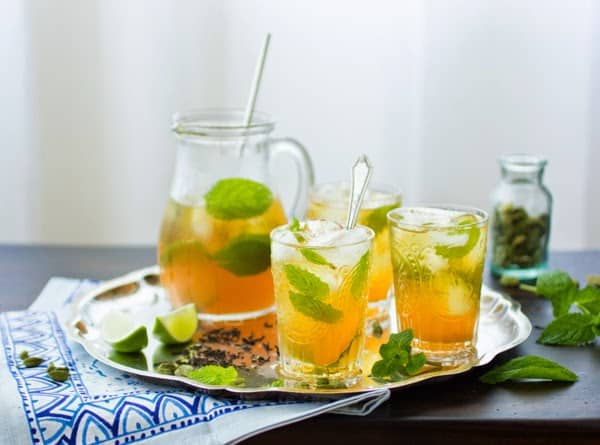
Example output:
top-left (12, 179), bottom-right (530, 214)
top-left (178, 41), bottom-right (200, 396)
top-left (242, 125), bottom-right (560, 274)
top-left (0, 278), bottom-right (389, 445)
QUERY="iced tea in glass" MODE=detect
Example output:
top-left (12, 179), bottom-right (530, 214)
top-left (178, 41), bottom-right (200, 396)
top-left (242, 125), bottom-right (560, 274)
top-left (270, 220), bottom-right (374, 387)
top-left (306, 183), bottom-right (401, 322)
top-left (388, 205), bottom-right (488, 366)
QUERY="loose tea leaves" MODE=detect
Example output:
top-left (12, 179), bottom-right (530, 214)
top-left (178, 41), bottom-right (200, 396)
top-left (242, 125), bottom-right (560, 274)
top-left (492, 203), bottom-right (549, 269)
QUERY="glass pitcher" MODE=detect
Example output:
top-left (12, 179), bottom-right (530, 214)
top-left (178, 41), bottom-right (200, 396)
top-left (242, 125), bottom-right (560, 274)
top-left (158, 109), bottom-right (314, 320)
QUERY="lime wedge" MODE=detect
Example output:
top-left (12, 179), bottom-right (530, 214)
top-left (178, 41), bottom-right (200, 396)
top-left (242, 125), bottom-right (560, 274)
top-left (152, 303), bottom-right (198, 345)
top-left (101, 310), bottom-right (148, 353)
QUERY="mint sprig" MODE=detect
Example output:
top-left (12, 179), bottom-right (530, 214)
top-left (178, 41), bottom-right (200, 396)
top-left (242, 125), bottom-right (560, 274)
top-left (187, 365), bottom-right (243, 386)
top-left (289, 291), bottom-right (342, 323)
top-left (214, 234), bottom-right (271, 276)
top-left (480, 355), bottom-right (577, 383)
top-left (520, 269), bottom-right (600, 345)
top-left (284, 264), bottom-right (329, 298)
top-left (371, 329), bottom-right (426, 381)
top-left (204, 178), bottom-right (273, 220)
top-left (283, 264), bottom-right (341, 323)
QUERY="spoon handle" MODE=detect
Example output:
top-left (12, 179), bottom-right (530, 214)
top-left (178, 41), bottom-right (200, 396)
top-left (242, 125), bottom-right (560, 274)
top-left (345, 155), bottom-right (373, 229)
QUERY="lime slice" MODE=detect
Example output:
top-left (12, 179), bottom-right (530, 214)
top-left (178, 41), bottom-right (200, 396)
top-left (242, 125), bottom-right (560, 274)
top-left (152, 303), bottom-right (198, 345)
top-left (101, 310), bottom-right (148, 353)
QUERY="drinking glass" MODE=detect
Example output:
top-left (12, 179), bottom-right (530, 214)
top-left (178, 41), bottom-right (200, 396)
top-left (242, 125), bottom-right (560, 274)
top-left (388, 205), bottom-right (488, 366)
top-left (306, 182), bottom-right (402, 324)
top-left (270, 220), bottom-right (374, 388)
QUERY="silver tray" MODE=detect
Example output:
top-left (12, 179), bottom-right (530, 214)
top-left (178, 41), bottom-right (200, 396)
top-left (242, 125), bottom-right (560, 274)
top-left (67, 266), bottom-right (531, 399)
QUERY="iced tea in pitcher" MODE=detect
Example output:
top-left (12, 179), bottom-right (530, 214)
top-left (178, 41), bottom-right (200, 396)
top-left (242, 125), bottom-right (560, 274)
top-left (158, 110), bottom-right (313, 320)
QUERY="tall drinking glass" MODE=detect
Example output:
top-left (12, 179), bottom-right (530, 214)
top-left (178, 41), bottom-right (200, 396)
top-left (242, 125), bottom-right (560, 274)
top-left (388, 205), bottom-right (488, 366)
top-left (270, 220), bottom-right (374, 388)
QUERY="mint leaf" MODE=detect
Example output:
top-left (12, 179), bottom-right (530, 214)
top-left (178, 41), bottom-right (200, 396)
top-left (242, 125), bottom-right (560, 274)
top-left (537, 313), bottom-right (596, 346)
top-left (214, 234), bottom-right (271, 276)
top-left (364, 204), bottom-right (399, 233)
top-left (289, 217), bottom-right (306, 243)
top-left (574, 285), bottom-right (600, 315)
top-left (536, 270), bottom-right (576, 299)
top-left (480, 355), bottom-right (577, 383)
top-left (350, 252), bottom-right (370, 299)
top-left (204, 178), bottom-right (273, 220)
top-left (289, 217), bottom-right (301, 232)
top-left (284, 264), bottom-right (329, 298)
top-left (434, 221), bottom-right (481, 259)
top-left (289, 291), bottom-right (342, 323)
top-left (371, 329), bottom-right (426, 381)
top-left (300, 249), bottom-right (335, 269)
top-left (187, 365), bottom-right (242, 386)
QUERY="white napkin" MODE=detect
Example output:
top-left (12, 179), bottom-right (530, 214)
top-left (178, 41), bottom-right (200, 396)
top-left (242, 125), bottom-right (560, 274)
top-left (0, 278), bottom-right (389, 445)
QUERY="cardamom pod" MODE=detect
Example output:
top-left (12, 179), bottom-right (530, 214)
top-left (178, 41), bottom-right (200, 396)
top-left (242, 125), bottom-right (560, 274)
top-left (23, 357), bottom-right (44, 368)
top-left (174, 364), bottom-right (193, 377)
top-left (156, 362), bottom-right (177, 375)
top-left (19, 350), bottom-right (29, 360)
top-left (48, 367), bottom-right (70, 382)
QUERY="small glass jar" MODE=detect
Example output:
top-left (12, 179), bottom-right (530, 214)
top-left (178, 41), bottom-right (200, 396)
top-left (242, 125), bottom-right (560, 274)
top-left (490, 154), bottom-right (552, 281)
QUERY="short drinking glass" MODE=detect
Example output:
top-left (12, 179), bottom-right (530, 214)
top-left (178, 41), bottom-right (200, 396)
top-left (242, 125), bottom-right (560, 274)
top-left (388, 205), bottom-right (488, 366)
top-left (270, 220), bottom-right (374, 388)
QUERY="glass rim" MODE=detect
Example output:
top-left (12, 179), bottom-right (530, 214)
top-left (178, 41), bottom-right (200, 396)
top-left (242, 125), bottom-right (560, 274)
top-left (172, 108), bottom-right (275, 138)
top-left (498, 154), bottom-right (547, 169)
top-left (309, 181), bottom-right (403, 209)
top-left (270, 220), bottom-right (375, 249)
top-left (387, 204), bottom-right (489, 230)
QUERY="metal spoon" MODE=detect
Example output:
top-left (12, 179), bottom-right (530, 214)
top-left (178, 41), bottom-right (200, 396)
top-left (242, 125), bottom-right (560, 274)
top-left (345, 155), bottom-right (374, 229)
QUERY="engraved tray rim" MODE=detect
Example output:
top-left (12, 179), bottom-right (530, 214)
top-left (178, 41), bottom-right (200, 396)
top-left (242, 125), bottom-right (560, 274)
top-left (66, 266), bottom-right (532, 399)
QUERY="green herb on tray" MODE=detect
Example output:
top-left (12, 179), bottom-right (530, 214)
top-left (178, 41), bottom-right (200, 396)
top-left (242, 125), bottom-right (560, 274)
top-left (371, 329), bottom-right (426, 382)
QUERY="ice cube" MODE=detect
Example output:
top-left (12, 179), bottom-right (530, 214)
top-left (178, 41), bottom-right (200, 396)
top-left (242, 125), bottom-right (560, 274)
top-left (422, 248), bottom-right (448, 273)
top-left (429, 230), bottom-right (469, 248)
top-left (445, 275), bottom-right (475, 316)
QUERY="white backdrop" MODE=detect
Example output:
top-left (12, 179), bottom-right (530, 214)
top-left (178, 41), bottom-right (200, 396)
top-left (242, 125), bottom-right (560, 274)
top-left (1, 0), bottom-right (598, 248)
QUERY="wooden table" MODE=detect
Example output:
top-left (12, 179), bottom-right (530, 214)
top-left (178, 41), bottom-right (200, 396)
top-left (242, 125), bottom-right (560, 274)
top-left (1, 246), bottom-right (599, 444)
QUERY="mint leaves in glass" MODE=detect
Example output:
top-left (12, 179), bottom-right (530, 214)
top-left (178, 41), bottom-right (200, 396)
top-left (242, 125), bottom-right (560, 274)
top-left (270, 220), bottom-right (374, 388)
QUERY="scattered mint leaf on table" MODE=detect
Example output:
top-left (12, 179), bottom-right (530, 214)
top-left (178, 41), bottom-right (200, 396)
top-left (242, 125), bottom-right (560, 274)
top-left (204, 178), bottom-right (273, 220)
top-left (574, 285), bottom-right (600, 316)
top-left (537, 313), bottom-right (597, 346)
top-left (284, 264), bottom-right (329, 298)
top-left (214, 234), bottom-right (271, 276)
top-left (480, 355), bottom-right (577, 384)
top-left (350, 252), bottom-right (370, 299)
top-left (188, 365), bottom-right (242, 386)
top-left (520, 270), bottom-right (578, 317)
top-left (519, 269), bottom-right (600, 345)
top-left (371, 329), bottom-right (426, 381)
top-left (300, 248), bottom-right (335, 269)
top-left (289, 291), bottom-right (342, 323)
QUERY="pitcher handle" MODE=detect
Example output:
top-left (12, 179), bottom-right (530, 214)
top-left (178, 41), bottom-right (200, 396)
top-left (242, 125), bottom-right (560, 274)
top-left (269, 138), bottom-right (315, 218)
